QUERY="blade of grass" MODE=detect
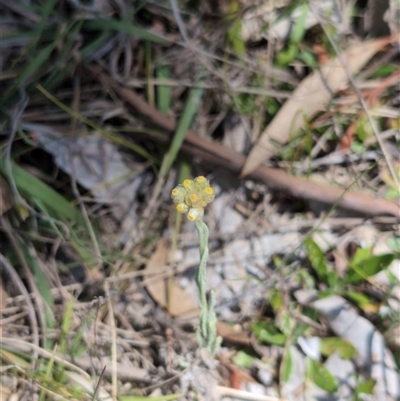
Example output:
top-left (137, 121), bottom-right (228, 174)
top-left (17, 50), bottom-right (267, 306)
top-left (34, 198), bottom-right (66, 240)
top-left (156, 65), bottom-right (171, 114)
top-left (35, 191), bottom-right (99, 270)
top-left (30, 0), bottom-right (59, 46)
top-left (79, 30), bottom-right (113, 60)
top-left (39, 344), bottom-right (57, 401)
top-left (69, 228), bottom-right (99, 268)
top-left (159, 85), bottom-right (204, 178)
top-left (43, 20), bottom-right (84, 90)
top-left (36, 84), bottom-right (157, 163)
top-left (25, 246), bottom-right (55, 329)
top-left (290, 3), bottom-right (309, 44)
top-left (0, 161), bottom-right (85, 225)
top-left (83, 19), bottom-right (168, 44)
top-left (1, 41), bottom-right (57, 106)
top-left (53, 296), bottom-right (74, 383)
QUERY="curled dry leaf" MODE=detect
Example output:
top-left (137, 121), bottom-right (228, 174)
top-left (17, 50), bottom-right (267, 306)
top-left (144, 239), bottom-right (199, 319)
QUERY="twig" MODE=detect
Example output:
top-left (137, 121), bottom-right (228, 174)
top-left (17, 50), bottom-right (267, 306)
top-left (85, 64), bottom-right (400, 218)
top-left (0, 337), bottom-right (93, 379)
top-left (0, 217), bottom-right (46, 351)
top-left (217, 386), bottom-right (289, 401)
top-left (104, 282), bottom-right (117, 401)
top-left (0, 252), bottom-right (39, 368)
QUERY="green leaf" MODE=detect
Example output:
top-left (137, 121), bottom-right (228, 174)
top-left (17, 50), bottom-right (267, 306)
top-left (226, 1), bottom-right (245, 56)
top-left (1, 41), bottom-right (57, 105)
top-left (298, 50), bottom-right (317, 68)
top-left (159, 85), bottom-right (204, 178)
top-left (276, 44), bottom-right (298, 66)
top-left (355, 115), bottom-right (374, 141)
top-left (270, 289), bottom-right (283, 312)
top-left (252, 322), bottom-right (286, 346)
top-left (351, 247), bottom-right (372, 265)
top-left (156, 65), bottom-right (171, 114)
top-left (304, 237), bottom-right (329, 283)
top-left (0, 162), bottom-right (84, 226)
top-left (345, 253), bottom-right (396, 284)
top-left (290, 4), bottom-right (309, 43)
top-left (281, 348), bottom-right (293, 383)
top-left (232, 350), bottom-right (255, 368)
top-left (80, 31), bottom-right (112, 59)
top-left (320, 337), bottom-right (356, 359)
top-left (25, 247), bottom-right (54, 330)
top-left (369, 64), bottom-right (397, 78)
top-left (345, 290), bottom-right (371, 309)
top-left (356, 378), bottom-right (376, 396)
top-left (327, 270), bottom-right (339, 288)
top-left (350, 141), bottom-right (367, 155)
top-left (308, 359), bottom-right (338, 393)
top-left (83, 19), bottom-right (167, 44)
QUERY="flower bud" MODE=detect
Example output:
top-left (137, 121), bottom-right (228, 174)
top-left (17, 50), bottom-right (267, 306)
top-left (182, 179), bottom-right (196, 192)
top-left (187, 207), bottom-right (204, 222)
top-left (171, 185), bottom-right (186, 204)
top-left (176, 203), bottom-right (189, 214)
top-left (185, 192), bottom-right (204, 208)
top-left (194, 176), bottom-right (210, 190)
top-left (202, 187), bottom-right (215, 204)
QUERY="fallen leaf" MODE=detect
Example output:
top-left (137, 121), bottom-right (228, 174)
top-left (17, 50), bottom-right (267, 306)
top-left (241, 38), bottom-right (387, 177)
top-left (145, 239), bottom-right (199, 318)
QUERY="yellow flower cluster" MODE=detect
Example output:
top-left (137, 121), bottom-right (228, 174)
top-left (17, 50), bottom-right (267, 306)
top-left (171, 176), bottom-right (215, 221)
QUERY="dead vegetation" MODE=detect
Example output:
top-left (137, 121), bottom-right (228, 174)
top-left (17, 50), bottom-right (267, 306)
top-left (0, 0), bottom-right (399, 400)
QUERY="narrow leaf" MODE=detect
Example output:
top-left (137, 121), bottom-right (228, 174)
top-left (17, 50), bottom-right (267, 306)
top-left (156, 65), bottom-right (171, 113)
top-left (0, 161), bottom-right (84, 225)
top-left (281, 348), bottom-right (293, 383)
top-left (304, 237), bottom-right (329, 283)
top-left (83, 19), bottom-right (167, 44)
top-left (308, 359), bottom-right (338, 393)
top-left (252, 322), bottom-right (286, 346)
top-left (159, 85), bottom-right (204, 178)
top-left (320, 337), bottom-right (356, 359)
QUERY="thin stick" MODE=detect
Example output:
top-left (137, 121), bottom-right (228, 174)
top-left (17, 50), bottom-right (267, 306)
top-left (86, 64), bottom-right (400, 218)
top-left (104, 281), bottom-right (118, 401)
top-left (0, 251), bottom-right (39, 367)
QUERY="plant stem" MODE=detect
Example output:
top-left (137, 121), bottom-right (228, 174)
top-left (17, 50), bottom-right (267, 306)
top-left (195, 220), bottom-right (220, 355)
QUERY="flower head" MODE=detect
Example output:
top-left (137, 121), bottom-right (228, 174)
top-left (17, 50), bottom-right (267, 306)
top-left (171, 176), bottom-right (215, 221)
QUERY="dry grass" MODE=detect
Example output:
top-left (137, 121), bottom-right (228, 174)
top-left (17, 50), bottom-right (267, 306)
top-left (0, 0), bottom-right (399, 400)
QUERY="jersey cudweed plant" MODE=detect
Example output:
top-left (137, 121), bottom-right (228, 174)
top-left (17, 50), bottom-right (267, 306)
top-left (171, 176), bottom-right (221, 355)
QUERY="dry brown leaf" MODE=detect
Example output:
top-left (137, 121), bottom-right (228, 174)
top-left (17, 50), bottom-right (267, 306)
top-left (216, 321), bottom-right (250, 346)
top-left (145, 239), bottom-right (199, 318)
top-left (241, 38), bottom-right (387, 177)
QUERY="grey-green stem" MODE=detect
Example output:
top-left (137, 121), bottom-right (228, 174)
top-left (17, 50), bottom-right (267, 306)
top-left (195, 220), bottom-right (221, 355)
